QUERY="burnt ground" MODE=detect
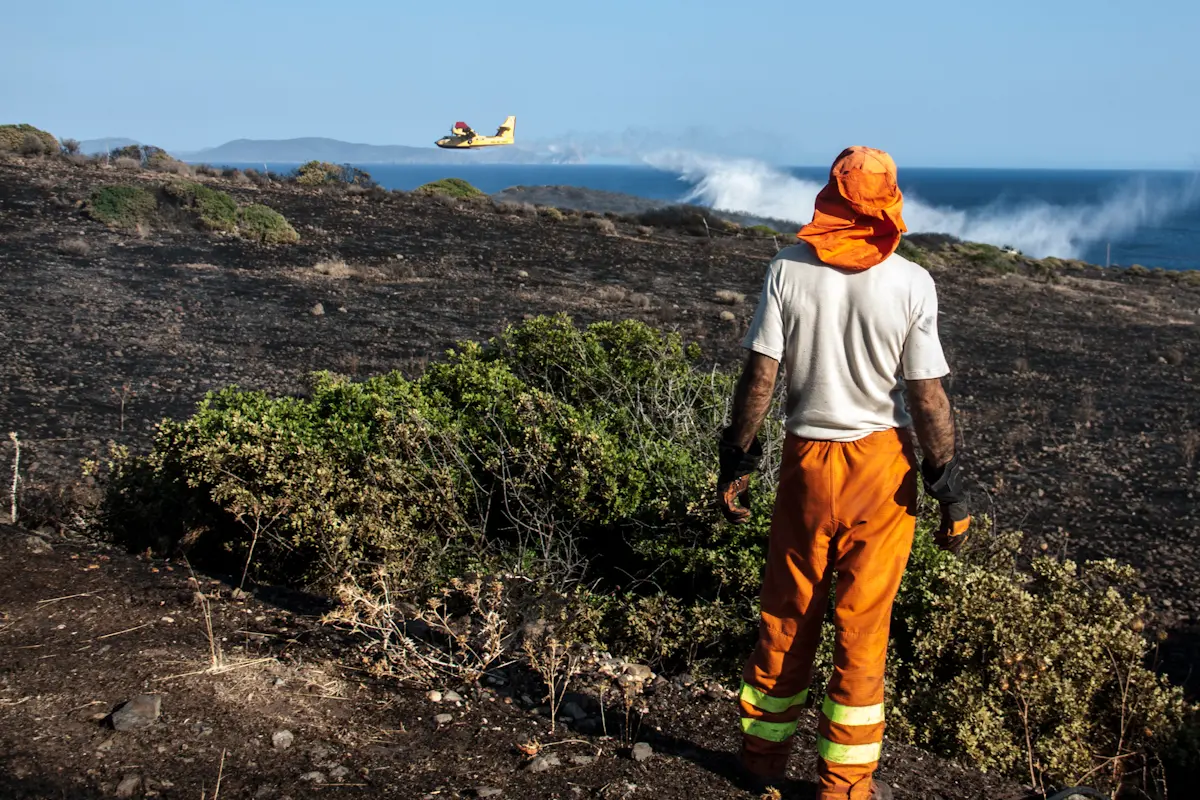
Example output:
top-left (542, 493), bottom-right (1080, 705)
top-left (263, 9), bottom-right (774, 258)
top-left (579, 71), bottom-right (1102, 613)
top-left (0, 155), bottom-right (1198, 797)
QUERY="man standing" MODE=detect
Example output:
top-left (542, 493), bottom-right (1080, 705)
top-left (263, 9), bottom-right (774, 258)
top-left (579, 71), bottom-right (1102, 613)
top-left (716, 147), bottom-right (970, 799)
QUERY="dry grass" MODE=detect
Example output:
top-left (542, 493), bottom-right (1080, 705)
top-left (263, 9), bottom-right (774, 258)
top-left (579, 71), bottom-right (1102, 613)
top-left (595, 285), bottom-right (627, 304)
top-left (587, 217), bottom-right (618, 236)
top-left (153, 160), bottom-right (193, 176)
top-left (113, 156), bottom-right (141, 171)
top-left (714, 289), bottom-right (745, 305)
top-left (58, 237), bottom-right (91, 256)
top-left (628, 292), bottom-right (653, 309)
top-left (312, 259), bottom-right (357, 279)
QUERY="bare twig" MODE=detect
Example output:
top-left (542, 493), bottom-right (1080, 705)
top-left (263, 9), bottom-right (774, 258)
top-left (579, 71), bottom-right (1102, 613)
top-left (37, 592), bottom-right (95, 606)
top-left (213, 748), bottom-right (226, 800)
top-left (8, 432), bottom-right (19, 525)
top-left (96, 622), bottom-right (154, 640)
top-left (158, 657), bottom-right (276, 683)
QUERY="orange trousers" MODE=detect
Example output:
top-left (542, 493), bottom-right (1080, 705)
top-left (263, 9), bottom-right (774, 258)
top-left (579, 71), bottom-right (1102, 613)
top-left (738, 429), bottom-right (918, 799)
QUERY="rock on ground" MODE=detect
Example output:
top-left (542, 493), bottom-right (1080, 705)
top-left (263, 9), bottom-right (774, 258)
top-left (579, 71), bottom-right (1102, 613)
top-left (631, 742), bottom-right (653, 762)
top-left (109, 695), bottom-right (161, 731)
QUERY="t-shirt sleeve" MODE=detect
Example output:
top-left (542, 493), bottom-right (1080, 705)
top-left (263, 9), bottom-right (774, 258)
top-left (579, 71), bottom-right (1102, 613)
top-left (901, 273), bottom-right (950, 380)
top-left (741, 262), bottom-right (785, 361)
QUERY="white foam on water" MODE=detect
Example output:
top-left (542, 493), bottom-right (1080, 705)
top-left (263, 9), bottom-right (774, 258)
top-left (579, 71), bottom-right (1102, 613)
top-left (643, 151), bottom-right (1200, 260)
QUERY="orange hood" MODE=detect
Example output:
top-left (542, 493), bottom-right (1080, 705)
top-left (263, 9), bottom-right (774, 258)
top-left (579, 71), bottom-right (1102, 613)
top-left (796, 146), bottom-right (907, 270)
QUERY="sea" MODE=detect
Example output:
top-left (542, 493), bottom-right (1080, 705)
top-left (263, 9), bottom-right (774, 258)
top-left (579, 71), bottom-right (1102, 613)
top-left (216, 158), bottom-right (1200, 270)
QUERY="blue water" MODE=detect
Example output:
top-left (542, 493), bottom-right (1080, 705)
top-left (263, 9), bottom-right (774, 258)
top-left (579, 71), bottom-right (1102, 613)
top-left (224, 161), bottom-right (1200, 269)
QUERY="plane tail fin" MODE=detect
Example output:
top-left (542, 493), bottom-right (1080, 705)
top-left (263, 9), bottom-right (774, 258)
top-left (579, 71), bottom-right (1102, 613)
top-left (496, 115), bottom-right (516, 139)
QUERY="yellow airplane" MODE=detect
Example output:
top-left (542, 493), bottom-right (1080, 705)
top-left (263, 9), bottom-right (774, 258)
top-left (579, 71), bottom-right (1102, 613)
top-left (435, 115), bottom-right (516, 149)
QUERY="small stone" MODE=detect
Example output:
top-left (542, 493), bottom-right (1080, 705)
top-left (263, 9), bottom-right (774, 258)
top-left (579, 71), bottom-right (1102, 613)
top-left (569, 754), bottom-right (596, 766)
top-left (719, 310), bottom-right (736, 322)
top-left (272, 730), bottom-right (294, 750)
top-left (631, 742), bottom-right (653, 762)
top-left (300, 772), bottom-right (325, 783)
top-left (525, 754), bottom-right (562, 773)
top-left (476, 789), bottom-right (503, 798)
top-left (310, 303), bottom-right (325, 316)
top-left (426, 690), bottom-right (443, 703)
top-left (562, 702), bottom-right (587, 721)
top-left (623, 664), bottom-right (653, 681)
top-left (434, 713), bottom-right (453, 725)
top-left (329, 766), bottom-right (350, 780)
top-left (109, 695), bottom-right (162, 731)
top-left (337, 306), bottom-right (348, 313)
top-left (115, 775), bottom-right (142, 798)
top-left (516, 270), bottom-right (530, 279)
top-left (442, 690), bottom-right (463, 703)
top-left (21, 534), bottom-right (53, 554)
top-left (272, 677), bottom-right (286, 688)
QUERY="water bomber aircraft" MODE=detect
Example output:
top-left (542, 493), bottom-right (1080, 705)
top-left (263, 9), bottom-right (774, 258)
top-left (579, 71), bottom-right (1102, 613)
top-left (435, 115), bottom-right (516, 149)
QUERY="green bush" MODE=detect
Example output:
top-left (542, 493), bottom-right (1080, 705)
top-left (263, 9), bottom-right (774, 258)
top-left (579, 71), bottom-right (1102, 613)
top-left (957, 242), bottom-right (1018, 272)
top-left (885, 528), bottom-right (1193, 793)
top-left (295, 161), bottom-right (342, 186)
top-left (745, 224), bottom-right (782, 239)
top-left (87, 185), bottom-right (158, 228)
top-left (414, 178), bottom-right (484, 199)
top-left (98, 313), bottom-right (1197, 796)
top-left (294, 161), bottom-right (374, 187)
top-left (237, 204), bottom-right (299, 244)
top-left (163, 180), bottom-right (238, 232)
top-left (0, 124), bottom-right (58, 154)
top-left (896, 238), bottom-right (929, 267)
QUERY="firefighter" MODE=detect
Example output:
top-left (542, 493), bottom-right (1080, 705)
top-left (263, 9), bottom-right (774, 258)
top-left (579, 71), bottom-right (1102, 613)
top-left (717, 146), bottom-right (970, 799)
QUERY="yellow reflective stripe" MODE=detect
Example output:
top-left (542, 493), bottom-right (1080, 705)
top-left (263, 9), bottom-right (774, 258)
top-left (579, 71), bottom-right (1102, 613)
top-left (817, 736), bottom-right (882, 764)
top-left (821, 697), bottom-right (885, 726)
top-left (739, 682), bottom-right (809, 713)
top-left (741, 717), bottom-right (798, 743)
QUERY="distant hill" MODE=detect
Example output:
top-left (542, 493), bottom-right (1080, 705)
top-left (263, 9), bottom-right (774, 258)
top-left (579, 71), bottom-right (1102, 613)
top-left (78, 137), bottom-right (142, 155)
top-left (180, 137), bottom-right (565, 165)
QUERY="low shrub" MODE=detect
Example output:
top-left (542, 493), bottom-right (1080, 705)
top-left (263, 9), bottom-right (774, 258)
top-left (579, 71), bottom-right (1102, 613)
top-left (237, 204), bottom-right (299, 244)
top-left (98, 314), bottom-right (1197, 796)
top-left (0, 124), bottom-right (58, 154)
top-left (295, 161), bottom-right (376, 188)
top-left (957, 242), bottom-right (1018, 272)
top-left (85, 180), bottom-right (296, 243)
top-left (587, 217), bottom-right (617, 235)
top-left (19, 133), bottom-right (50, 156)
top-left (163, 180), bottom-right (239, 232)
top-left (60, 138), bottom-right (81, 155)
top-left (637, 205), bottom-right (738, 236)
top-left (87, 185), bottom-right (158, 229)
top-left (414, 178), bottom-right (484, 200)
top-left (896, 238), bottom-right (930, 267)
top-left (745, 224), bottom-right (781, 239)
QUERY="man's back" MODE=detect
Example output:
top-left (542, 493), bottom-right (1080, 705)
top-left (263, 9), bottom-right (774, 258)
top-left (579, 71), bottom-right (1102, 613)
top-left (742, 243), bottom-right (948, 443)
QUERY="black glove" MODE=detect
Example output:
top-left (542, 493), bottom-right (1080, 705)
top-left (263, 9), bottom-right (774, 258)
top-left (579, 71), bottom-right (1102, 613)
top-left (717, 429), bottom-right (762, 524)
top-left (922, 454), bottom-right (971, 554)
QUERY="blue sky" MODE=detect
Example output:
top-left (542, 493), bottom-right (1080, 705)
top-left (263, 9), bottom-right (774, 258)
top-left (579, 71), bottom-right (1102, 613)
top-left (4, 0), bottom-right (1199, 168)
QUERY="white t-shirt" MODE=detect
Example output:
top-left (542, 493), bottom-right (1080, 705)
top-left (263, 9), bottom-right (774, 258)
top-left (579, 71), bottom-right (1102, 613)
top-left (742, 244), bottom-right (950, 442)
